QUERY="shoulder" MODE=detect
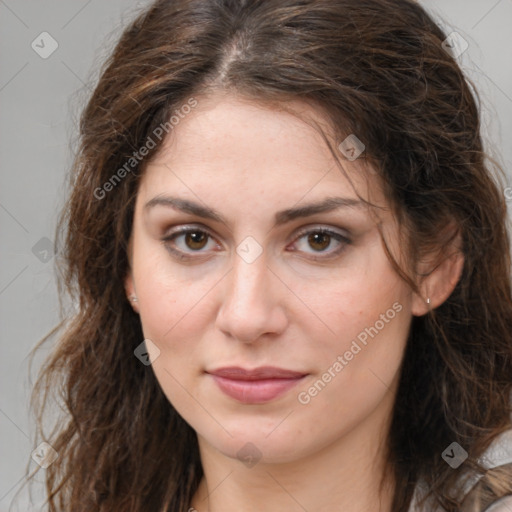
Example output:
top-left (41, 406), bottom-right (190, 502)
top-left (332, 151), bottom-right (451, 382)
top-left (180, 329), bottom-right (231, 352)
top-left (478, 429), bottom-right (512, 469)
top-left (409, 428), bottom-right (512, 512)
top-left (485, 495), bottom-right (512, 512)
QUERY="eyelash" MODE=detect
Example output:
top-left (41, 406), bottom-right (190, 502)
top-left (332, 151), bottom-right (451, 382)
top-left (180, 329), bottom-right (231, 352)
top-left (161, 225), bottom-right (351, 262)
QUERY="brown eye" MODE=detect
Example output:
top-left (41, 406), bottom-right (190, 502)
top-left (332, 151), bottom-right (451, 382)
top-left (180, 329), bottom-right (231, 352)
top-left (290, 227), bottom-right (351, 260)
top-left (161, 226), bottom-right (220, 260)
top-left (184, 231), bottom-right (209, 250)
top-left (307, 232), bottom-right (331, 252)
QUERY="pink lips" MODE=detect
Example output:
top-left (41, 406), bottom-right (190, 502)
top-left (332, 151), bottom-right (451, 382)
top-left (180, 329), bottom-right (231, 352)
top-left (207, 366), bottom-right (307, 404)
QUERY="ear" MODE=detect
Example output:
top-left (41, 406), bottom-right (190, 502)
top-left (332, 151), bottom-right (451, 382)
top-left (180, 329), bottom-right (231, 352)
top-left (411, 226), bottom-right (464, 317)
top-left (124, 271), bottom-right (140, 313)
top-left (124, 237), bottom-right (139, 313)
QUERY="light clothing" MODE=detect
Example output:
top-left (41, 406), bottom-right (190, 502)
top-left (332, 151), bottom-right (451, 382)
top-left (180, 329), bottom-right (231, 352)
top-left (408, 429), bottom-right (512, 512)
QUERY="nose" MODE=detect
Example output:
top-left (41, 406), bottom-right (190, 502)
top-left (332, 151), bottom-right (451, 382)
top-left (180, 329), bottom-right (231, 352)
top-left (215, 250), bottom-right (289, 344)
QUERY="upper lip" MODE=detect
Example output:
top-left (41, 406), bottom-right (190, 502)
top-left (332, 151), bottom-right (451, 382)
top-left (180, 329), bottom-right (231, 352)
top-left (206, 366), bottom-right (307, 380)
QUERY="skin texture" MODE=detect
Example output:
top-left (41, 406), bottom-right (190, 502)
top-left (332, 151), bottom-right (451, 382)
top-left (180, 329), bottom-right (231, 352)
top-left (125, 92), bottom-right (463, 512)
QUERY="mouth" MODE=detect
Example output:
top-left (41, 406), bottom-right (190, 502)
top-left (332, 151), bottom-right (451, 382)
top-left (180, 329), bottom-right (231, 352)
top-left (206, 366), bottom-right (308, 404)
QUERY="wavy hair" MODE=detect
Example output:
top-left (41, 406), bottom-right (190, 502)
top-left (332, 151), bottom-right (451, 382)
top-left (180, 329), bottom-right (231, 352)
top-left (22, 0), bottom-right (512, 511)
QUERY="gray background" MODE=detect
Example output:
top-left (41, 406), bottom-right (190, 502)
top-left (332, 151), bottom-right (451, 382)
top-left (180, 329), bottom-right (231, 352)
top-left (1, 1), bottom-right (511, 510)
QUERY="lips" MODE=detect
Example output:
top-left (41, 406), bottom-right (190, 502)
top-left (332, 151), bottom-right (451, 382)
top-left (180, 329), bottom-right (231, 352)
top-left (206, 366), bottom-right (307, 404)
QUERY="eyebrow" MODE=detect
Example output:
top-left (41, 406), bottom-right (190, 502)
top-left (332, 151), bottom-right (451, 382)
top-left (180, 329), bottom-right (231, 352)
top-left (144, 195), bottom-right (366, 227)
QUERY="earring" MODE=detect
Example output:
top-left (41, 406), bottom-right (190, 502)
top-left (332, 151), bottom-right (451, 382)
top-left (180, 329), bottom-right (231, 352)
top-left (426, 297), bottom-right (431, 305)
top-left (130, 295), bottom-right (138, 302)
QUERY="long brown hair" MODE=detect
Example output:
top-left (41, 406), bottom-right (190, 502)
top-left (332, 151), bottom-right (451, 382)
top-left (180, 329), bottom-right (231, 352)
top-left (23, 0), bottom-right (512, 510)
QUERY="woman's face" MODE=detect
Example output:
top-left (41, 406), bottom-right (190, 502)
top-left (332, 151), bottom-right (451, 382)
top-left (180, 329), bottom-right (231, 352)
top-left (126, 93), bottom-right (415, 464)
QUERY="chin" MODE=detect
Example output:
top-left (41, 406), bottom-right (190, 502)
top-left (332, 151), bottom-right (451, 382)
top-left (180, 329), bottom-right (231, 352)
top-left (195, 417), bottom-right (314, 466)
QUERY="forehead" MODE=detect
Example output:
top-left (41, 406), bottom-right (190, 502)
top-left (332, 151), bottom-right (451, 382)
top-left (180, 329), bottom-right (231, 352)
top-left (139, 93), bottom-right (388, 214)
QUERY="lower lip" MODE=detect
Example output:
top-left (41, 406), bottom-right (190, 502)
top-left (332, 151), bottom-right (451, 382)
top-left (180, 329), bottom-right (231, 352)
top-left (209, 375), bottom-right (306, 404)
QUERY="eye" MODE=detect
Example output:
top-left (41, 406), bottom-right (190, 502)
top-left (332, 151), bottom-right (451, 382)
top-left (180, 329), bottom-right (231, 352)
top-left (161, 225), bottom-right (351, 262)
top-left (289, 227), bottom-right (351, 260)
top-left (161, 226), bottom-right (220, 259)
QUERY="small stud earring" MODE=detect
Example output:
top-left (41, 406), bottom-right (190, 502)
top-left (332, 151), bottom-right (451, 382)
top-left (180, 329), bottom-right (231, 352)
top-left (130, 296), bottom-right (138, 302)
top-left (426, 297), bottom-right (431, 305)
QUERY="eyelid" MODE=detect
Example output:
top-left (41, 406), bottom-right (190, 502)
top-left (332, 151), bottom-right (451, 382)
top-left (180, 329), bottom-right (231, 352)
top-left (163, 223), bottom-right (216, 238)
top-left (160, 224), bottom-right (222, 258)
top-left (161, 223), bottom-right (352, 260)
top-left (288, 225), bottom-right (352, 260)
top-left (162, 223), bottom-right (350, 243)
top-left (292, 224), bottom-right (350, 240)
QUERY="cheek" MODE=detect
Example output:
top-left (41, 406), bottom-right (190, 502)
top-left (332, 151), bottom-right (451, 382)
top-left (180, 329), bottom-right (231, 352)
top-left (290, 287), bottom-right (410, 457)
top-left (132, 253), bottom-right (215, 416)
top-left (293, 241), bottom-right (409, 350)
top-left (132, 234), bottom-right (217, 340)
top-left (293, 245), bottom-right (412, 403)
top-left (136, 269), bottom-right (214, 347)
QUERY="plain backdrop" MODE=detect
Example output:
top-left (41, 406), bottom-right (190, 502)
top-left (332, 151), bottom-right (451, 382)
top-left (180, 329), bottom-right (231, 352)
top-left (1, 1), bottom-right (512, 510)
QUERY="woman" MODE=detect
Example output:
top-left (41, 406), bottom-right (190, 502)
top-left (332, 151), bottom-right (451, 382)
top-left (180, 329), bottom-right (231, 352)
top-left (26, 0), bottom-right (512, 511)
